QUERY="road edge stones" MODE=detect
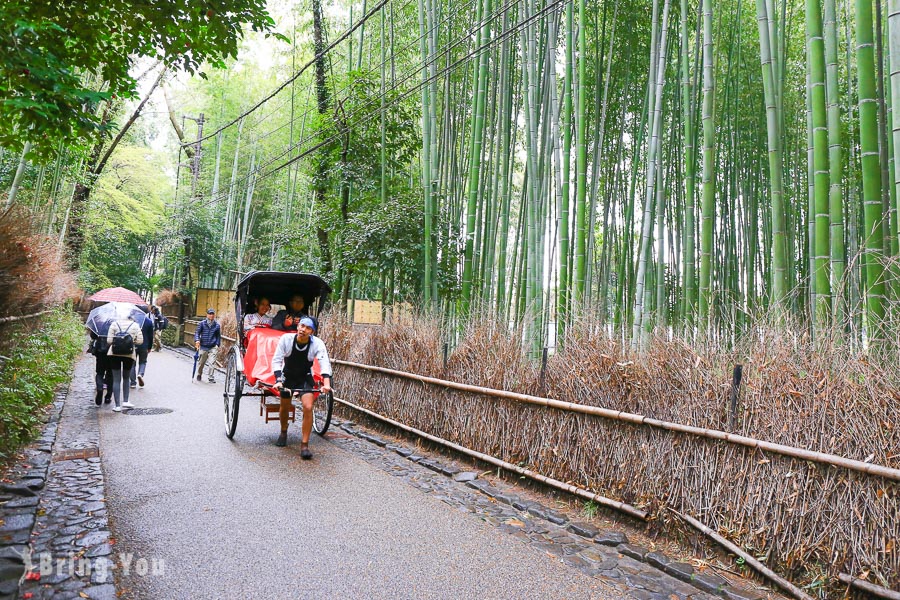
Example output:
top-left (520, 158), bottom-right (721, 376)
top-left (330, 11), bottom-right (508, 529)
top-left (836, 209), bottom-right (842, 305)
top-left (0, 366), bottom-right (118, 600)
top-left (0, 387), bottom-right (67, 599)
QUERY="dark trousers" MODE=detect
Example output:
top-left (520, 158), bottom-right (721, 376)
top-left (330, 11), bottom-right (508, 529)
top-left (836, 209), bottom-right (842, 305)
top-left (108, 357), bottom-right (135, 407)
top-left (94, 355), bottom-right (113, 399)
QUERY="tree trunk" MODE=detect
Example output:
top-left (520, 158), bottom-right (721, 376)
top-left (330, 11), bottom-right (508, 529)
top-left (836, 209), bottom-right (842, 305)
top-left (312, 0), bottom-right (333, 278)
top-left (66, 68), bottom-right (166, 269)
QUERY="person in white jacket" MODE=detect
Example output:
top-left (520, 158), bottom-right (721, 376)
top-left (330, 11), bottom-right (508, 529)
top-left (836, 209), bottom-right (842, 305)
top-left (271, 317), bottom-right (332, 456)
top-left (106, 317), bottom-right (143, 412)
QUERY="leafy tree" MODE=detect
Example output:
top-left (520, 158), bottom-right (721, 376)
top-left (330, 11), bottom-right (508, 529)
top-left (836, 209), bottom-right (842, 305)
top-left (0, 0), bottom-right (284, 160)
top-left (80, 145), bottom-right (169, 292)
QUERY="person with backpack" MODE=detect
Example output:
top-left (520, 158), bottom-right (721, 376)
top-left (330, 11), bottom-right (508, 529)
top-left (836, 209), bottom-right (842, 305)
top-left (130, 312), bottom-right (155, 389)
top-left (150, 305), bottom-right (168, 351)
top-left (194, 308), bottom-right (221, 383)
top-left (106, 316), bottom-right (143, 412)
top-left (88, 330), bottom-right (113, 406)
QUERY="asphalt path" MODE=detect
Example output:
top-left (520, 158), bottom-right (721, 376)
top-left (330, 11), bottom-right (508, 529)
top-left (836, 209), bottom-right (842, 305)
top-left (96, 350), bottom-right (615, 599)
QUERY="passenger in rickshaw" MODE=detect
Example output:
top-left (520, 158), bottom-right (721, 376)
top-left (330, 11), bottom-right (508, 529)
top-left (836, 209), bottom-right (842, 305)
top-left (243, 297), bottom-right (273, 331)
top-left (272, 317), bottom-right (332, 456)
top-left (272, 294), bottom-right (307, 331)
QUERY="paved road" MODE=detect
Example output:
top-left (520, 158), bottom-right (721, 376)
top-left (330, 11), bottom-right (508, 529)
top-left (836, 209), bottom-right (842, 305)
top-left (98, 350), bottom-right (615, 599)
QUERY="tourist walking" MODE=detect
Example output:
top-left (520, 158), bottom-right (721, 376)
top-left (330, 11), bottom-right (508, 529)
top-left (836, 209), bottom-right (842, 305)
top-left (88, 331), bottom-right (113, 406)
top-left (106, 316), bottom-right (143, 412)
top-left (130, 312), bottom-right (155, 388)
top-left (150, 305), bottom-right (168, 351)
top-left (194, 308), bottom-right (221, 383)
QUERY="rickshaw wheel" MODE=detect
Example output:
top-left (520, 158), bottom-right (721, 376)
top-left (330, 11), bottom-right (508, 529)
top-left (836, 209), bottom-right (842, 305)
top-left (224, 351), bottom-right (242, 439)
top-left (313, 390), bottom-right (334, 436)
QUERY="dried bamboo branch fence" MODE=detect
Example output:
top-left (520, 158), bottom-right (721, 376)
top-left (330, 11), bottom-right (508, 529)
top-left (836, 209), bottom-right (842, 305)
top-left (335, 395), bottom-right (648, 519)
top-left (320, 312), bottom-right (900, 594)
top-left (334, 360), bottom-right (900, 482)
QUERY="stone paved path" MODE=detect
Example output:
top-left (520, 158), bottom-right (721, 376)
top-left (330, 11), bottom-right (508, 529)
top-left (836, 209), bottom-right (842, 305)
top-left (1, 368), bottom-right (116, 600)
top-left (2, 349), bottom-right (776, 599)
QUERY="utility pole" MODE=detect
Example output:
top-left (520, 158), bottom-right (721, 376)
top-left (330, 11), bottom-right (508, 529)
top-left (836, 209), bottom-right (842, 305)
top-left (178, 114), bottom-right (205, 332)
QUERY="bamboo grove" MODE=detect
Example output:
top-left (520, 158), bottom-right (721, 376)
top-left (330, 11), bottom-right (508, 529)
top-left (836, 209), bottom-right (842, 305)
top-left (7, 0), bottom-right (900, 353)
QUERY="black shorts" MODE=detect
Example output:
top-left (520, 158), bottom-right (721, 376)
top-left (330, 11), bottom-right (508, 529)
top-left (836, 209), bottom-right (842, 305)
top-left (283, 374), bottom-right (315, 394)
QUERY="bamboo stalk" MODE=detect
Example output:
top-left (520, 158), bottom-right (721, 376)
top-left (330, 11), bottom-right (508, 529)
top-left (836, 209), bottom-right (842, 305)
top-left (668, 508), bottom-right (814, 600)
top-left (0, 309), bottom-right (54, 324)
top-left (334, 395), bottom-right (649, 520)
top-left (838, 572), bottom-right (900, 599)
top-left (333, 359), bottom-right (900, 482)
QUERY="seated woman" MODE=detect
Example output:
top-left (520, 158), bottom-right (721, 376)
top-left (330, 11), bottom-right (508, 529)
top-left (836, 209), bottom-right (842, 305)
top-left (243, 297), bottom-right (273, 331)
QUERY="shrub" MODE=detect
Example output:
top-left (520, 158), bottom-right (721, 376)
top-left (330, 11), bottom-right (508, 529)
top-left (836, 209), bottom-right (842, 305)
top-left (0, 207), bottom-right (77, 317)
top-left (0, 307), bottom-right (84, 461)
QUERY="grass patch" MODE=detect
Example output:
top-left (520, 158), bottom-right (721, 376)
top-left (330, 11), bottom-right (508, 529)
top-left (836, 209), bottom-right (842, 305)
top-left (0, 307), bottom-right (85, 462)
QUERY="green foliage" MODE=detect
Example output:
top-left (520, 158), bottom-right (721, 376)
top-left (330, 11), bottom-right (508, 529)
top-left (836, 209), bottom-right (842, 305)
top-left (0, 0), bottom-right (284, 161)
top-left (79, 145), bottom-right (170, 293)
top-left (581, 500), bottom-right (600, 520)
top-left (0, 307), bottom-right (84, 461)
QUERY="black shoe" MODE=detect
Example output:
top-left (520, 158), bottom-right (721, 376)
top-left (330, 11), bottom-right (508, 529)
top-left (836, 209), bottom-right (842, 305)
top-left (95, 391), bottom-right (103, 406)
top-left (196, 375), bottom-right (201, 382)
top-left (104, 395), bottom-right (112, 405)
top-left (300, 445), bottom-right (312, 460)
top-left (275, 432), bottom-right (287, 447)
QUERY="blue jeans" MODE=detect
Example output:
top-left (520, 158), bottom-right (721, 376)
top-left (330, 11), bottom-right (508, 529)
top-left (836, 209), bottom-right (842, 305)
top-left (130, 347), bottom-right (149, 384)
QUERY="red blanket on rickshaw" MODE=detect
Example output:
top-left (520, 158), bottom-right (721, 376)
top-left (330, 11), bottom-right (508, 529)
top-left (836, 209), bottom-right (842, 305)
top-left (243, 328), bottom-right (285, 387)
top-left (243, 327), bottom-right (325, 391)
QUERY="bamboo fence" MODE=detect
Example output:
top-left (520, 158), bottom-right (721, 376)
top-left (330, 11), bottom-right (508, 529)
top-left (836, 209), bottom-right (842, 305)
top-left (321, 312), bottom-right (900, 594)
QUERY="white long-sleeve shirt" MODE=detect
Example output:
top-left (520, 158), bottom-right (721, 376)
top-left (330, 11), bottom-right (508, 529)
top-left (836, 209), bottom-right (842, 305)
top-left (271, 333), bottom-right (332, 380)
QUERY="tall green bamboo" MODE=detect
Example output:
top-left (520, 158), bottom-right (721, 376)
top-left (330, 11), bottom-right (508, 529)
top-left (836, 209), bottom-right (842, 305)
top-left (857, 0), bottom-right (887, 338)
top-left (460, 0), bottom-right (493, 314)
top-left (681, 0), bottom-right (697, 326)
top-left (808, 0), bottom-right (832, 330)
top-left (756, 0), bottom-right (789, 307)
top-left (698, 0), bottom-right (716, 326)
top-left (825, 0), bottom-right (846, 329)
top-left (418, 0), bottom-right (435, 306)
top-left (633, 0), bottom-right (672, 344)
top-left (572, 0), bottom-right (589, 304)
top-left (890, 0), bottom-right (900, 264)
top-left (559, 2), bottom-right (574, 333)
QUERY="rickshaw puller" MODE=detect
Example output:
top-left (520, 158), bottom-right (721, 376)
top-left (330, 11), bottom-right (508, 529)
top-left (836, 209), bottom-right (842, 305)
top-left (271, 317), bottom-right (332, 457)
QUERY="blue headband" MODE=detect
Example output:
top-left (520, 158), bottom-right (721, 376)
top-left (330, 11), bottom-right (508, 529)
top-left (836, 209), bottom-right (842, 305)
top-left (298, 317), bottom-right (316, 332)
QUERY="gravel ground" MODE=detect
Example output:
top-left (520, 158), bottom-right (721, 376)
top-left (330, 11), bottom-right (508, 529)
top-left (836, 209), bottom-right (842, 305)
top-left (99, 349), bottom-right (618, 599)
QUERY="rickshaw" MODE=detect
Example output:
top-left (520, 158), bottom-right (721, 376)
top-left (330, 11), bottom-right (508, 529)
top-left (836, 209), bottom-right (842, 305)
top-left (223, 271), bottom-right (335, 439)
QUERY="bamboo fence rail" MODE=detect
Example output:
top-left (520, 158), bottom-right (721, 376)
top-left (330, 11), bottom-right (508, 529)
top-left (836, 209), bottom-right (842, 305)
top-left (0, 309), bottom-right (54, 324)
top-left (334, 359), bottom-right (900, 482)
top-left (335, 395), bottom-right (648, 519)
top-left (669, 508), bottom-right (814, 600)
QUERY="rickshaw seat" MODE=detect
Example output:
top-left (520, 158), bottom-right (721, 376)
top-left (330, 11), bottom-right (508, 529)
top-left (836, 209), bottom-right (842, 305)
top-left (243, 328), bottom-right (295, 423)
top-left (243, 328), bottom-right (283, 387)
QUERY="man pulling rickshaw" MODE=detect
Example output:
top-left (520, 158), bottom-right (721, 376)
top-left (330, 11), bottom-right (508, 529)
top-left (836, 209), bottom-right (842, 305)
top-left (272, 316), bottom-right (332, 455)
top-left (221, 271), bottom-right (336, 451)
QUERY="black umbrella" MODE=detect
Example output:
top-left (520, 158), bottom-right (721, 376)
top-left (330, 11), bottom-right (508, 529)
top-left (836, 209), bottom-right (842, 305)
top-left (191, 350), bottom-right (200, 381)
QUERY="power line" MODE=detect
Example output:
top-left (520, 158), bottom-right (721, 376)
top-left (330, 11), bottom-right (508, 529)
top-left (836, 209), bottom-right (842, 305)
top-left (182, 0), bottom-right (567, 212)
top-left (188, 0), bottom-right (391, 146)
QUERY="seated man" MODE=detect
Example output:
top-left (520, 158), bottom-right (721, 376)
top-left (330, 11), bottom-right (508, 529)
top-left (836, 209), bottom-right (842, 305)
top-left (243, 297), bottom-right (273, 331)
top-left (271, 317), bottom-right (332, 457)
top-left (272, 294), bottom-right (307, 331)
